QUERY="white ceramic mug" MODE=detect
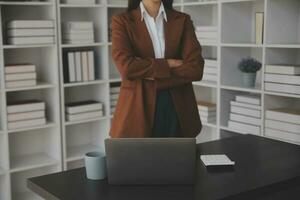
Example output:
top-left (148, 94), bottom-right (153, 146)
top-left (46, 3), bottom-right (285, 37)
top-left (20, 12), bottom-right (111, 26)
top-left (85, 151), bottom-right (107, 180)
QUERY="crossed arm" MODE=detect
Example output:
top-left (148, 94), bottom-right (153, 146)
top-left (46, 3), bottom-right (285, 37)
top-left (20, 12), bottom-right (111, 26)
top-left (111, 14), bottom-right (204, 90)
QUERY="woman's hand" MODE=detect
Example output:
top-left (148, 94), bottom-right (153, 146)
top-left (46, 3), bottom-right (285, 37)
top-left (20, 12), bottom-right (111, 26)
top-left (167, 59), bottom-right (183, 68)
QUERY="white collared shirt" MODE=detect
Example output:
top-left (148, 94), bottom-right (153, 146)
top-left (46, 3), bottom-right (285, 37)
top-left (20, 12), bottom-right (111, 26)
top-left (140, 1), bottom-right (167, 59)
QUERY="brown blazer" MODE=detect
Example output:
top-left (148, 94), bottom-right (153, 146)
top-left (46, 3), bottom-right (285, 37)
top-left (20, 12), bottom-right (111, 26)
top-left (109, 6), bottom-right (204, 138)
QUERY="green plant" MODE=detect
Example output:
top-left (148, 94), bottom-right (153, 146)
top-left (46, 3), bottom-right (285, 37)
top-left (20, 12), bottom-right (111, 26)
top-left (238, 57), bottom-right (262, 73)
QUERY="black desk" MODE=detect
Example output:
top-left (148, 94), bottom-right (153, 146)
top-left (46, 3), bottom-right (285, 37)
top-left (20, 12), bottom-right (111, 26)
top-left (28, 135), bottom-right (300, 200)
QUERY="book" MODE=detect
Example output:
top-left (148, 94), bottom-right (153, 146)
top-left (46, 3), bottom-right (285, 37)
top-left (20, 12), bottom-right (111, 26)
top-left (265, 119), bottom-right (300, 134)
top-left (230, 101), bottom-right (261, 110)
top-left (7, 100), bottom-right (45, 114)
top-left (199, 110), bottom-right (216, 118)
top-left (255, 12), bottom-right (264, 44)
top-left (231, 105), bottom-right (261, 118)
top-left (75, 52), bottom-right (82, 82)
top-left (87, 51), bottom-right (95, 81)
top-left (197, 101), bottom-right (216, 112)
top-left (8, 118), bottom-right (46, 130)
top-left (195, 26), bottom-right (218, 32)
top-left (5, 79), bottom-right (37, 88)
top-left (265, 82), bottom-right (300, 95)
top-left (202, 74), bottom-right (218, 82)
top-left (235, 95), bottom-right (261, 105)
top-left (63, 21), bottom-right (94, 30)
top-left (65, 100), bottom-right (103, 114)
top-left (110, 93), bottom-right (119, 100)
top-left (110, 100), bottom-right (118, 107)
top-left (200, 116), bottom-right (216, 124)
top-left (7, 20), bottom-right (54, 29)
top-left (67, 52), bottom-right (76, 82)
top-left (228, 120), bottom-right (260, 135)
top-left (195, 31), bottom-right (218, 39)
top-left (63, 39), bottom-right (94, 44)
top-left (265, 128), bottom-right (300, 143)
top-left (7, 28), bottom-right (55, 37)
top-left (203, 67), bottom-right (217, 75)
top-left (197, 38), bottom-right (218, 44)
top-left (230, 113), bottom-right (261, 126)
top-left (204, 59), bottom-right (218, 67)
top-left (5, 72), bottom-right (36, 81)
top-left (63, 32), bottom-right (94, 41)
top-left (265, 73), bottom-right (300, 85)
top-left (7, 110), bottom-right (45, 122)
top-left (66, 110), bottom-right (103, 121)
top-left (61, 0), bottom-right (96, 4)
top-left (265, 108), bottom-right (300, 125)
top-left (110, 87), bottom-right (121, 94)
top-left (265, 65), bottom-right (300, 75)
top-left (81, 52), bottom-right (89, 82)
top-left (5, 64), bottom-right (36, 74)
top-left (8, 36), bottom-right (54, 45)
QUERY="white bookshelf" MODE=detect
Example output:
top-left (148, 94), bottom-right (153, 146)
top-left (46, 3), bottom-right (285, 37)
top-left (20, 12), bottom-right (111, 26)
top-left (0, 0), bottom-right (299, 199)
top-left (0, 1), bottom-right (62, 200)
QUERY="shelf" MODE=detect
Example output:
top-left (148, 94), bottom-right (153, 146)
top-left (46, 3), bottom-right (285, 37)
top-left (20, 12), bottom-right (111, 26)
top-left (264, 91), bottom-right (300, 99)
top-left (5, 83), bottom-right (56, 92)
top-left (221, 84), bottom-right (262, 93)
top-left (67, 144), bottom-right (100, 162)
top-left (107, 4), bottom-right (127, 8)
top-left (10, 153), bottom-right (58, 173)
top-left (59, 3), bottom-right (104, 8)
top-left (183, 1), bottom-right (218, 6)
top-left (65, 116), bottom-right (109, 126)
top-left (64, 80), bottom-right (107, 88)
top-left (221, 0), bottom-right (264, 44)
top-left (7, 122), bottom-right (56, 134)
top-left (3, 44), bottom-right (56, 49)
top-left (265, 44), bottom-right (300, 49)
top-left (0, 1), bottom-right (53, 6)
top-left (221, 43), bottom-right (263, 48)
top-left (266, 0), bottom-right (300, 45)
top-left (61, 42), bottom-right (105, 48)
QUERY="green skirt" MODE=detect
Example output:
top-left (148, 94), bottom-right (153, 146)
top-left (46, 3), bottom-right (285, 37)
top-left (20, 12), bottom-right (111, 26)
top-left (152, 89), bottom-right (182, 138)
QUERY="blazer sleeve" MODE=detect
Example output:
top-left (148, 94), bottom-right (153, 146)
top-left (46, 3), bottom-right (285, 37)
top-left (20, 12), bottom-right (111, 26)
top-left (111, 15), bottom-right (171, 80)
top-left (155, 15), bottom-right (205, 90)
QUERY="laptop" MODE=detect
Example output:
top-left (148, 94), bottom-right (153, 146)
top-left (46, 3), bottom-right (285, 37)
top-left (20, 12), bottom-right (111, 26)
top-left (105, 138), bottom-right (196, 185)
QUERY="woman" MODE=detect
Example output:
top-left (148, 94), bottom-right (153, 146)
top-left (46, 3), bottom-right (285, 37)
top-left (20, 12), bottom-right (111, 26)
top-left (110, 0), bottom-right (204, 138)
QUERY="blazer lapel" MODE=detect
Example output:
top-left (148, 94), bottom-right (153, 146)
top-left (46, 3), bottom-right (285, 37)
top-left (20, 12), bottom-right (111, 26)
top-left (131, 8), bottom-right (155, 58)
top-left (130, 7), bottom-right (182, 59)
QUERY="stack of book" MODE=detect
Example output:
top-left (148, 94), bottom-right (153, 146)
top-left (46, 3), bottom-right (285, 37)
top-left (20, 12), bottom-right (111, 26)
top-left (110, 86), bottom-right (120, 115)
top-left (197, 101), bottom-right (216, 124)
top-left (7, 100), bottom-right (46, 130)
top-left (65, 100), bottom-right (104, 122)
top-left (228, 94), bottom-right (261, 135)
top-left (64, 50), bottom-right (95, 83)
top-left (202, 59), bottom-right (218, 82)
top-left (265, 64), bottom-right (300, 95)
top-left (6, 20), bottom-right (55, 45)
top-left (195, 26), bottom-right (218, 45)
top-left (265, 108), bottom-right (300, 143)
top-left (63, 21), bottom-right (94, 44)
top-left (61, 0), bottom-right (96, 5)
top-left (5, 64), bottom-right (37, 89)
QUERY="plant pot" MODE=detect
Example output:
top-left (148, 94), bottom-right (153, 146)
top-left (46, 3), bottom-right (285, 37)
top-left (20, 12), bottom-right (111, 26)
top-left (242, 72), bottom-right (256, 87)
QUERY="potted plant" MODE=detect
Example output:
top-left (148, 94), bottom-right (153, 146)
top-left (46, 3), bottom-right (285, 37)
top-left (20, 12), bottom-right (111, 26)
top-left (238, 57), bottom-right (262, 87)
